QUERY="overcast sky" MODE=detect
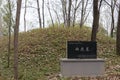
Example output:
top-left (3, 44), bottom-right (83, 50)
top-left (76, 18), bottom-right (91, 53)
top-left (19, 0), bottom-right (93, 32)
top-left (19, 0), bottom-right (59, 31)
top-left (1, 0), bottom-right (120, 33)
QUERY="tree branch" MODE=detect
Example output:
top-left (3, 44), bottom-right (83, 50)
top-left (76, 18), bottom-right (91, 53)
top-left (103, 0), bottom-right (111, 7)
top-left (99, 0), bottom-right (103, 11)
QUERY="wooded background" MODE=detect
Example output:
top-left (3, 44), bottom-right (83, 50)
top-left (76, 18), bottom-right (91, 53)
top-left (0, 0), bottom-right (120, 80)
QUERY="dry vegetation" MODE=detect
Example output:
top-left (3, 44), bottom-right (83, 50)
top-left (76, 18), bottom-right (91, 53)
top-left (0, 26), bottom-right (119, 80)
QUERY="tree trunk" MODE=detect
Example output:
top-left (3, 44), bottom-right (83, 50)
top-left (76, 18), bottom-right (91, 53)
top-left (80, 0), bottom-right (84, 27)
top-left (24, 0), bottom-right (27, 32)
top-left (72, 9), bottom-right (77, 27)
top-left (91, 0), bottom-right (99, 41)
top-left (72, 0), bottom-right (77, 27)
top-left (116, 5), bottom-right (120, 55)
top-left (14, 0), bottom-right (22, 79)
top-left (37, 0), bottom-right (42, 28)
top-left (72, 0), bottom-right (81, 27)
top-left (42, 0), bottom-right (45, 28)
top-left (110, 0), bottom-right (115, 38)
top-left (53, 8), bottom-right (60, 27)
top-left (8, 0), bottom-right (12, 68)
top-left (110, 10), bottom-right (115, 37)
top-left (67, 0), bottom-right (72, 27)
top-left (61, 0), bottom-right (67, 27)
top-left (47, 1), bottom-right (54, 27)
top-left (80, 0), bottom-right (89, 27)
top-left (104, 0), bottom-right (116, 37)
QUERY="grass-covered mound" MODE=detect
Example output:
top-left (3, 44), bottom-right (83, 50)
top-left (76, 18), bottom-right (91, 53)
top-left (0, 26), bottom-right (119, 80)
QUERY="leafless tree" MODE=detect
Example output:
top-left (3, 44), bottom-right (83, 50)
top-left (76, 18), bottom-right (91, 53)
top-left (52, 2), bottom-right (61, 27)
top-left (116, 4), bottom-right (120, 55)
top-left (24, 0), bottom-right (27, 32)
top-left (61, 0), bottom-right (67, 27)
top-left (72, 0), bottom-right (81, 27)
top-left (104, 0), bottom-right (117, 37)
top-left (42, 0), bottom-right (45, 28)
top-left (7, 0), bottom-right (12, 68)
top-left (80, 0), bottom-right (89, 27)
top-left (53, 7), bottom-right (60, 27)
top-left (37, 0), bottom-right (42, 28)
top-left (67, 0), bottom-right (72, 27)
top-left (91, 0), bottom-right (103, 41)
top-left (14, 0), bottom-right (22, 79)
top-left (47, 1), bottom-right (54, 27)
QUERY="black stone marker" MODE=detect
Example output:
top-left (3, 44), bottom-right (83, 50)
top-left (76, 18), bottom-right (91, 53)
top-left (67, 41), bottom-right (97, 59)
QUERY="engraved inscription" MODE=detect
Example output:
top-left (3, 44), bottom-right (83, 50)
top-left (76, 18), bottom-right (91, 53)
top-left (75, 47), bottom-right (90, 52)
top-left (67, 41), bottom-right (97, 59)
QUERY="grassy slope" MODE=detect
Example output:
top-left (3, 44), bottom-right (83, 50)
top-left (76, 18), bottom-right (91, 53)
top-left (0, 26), bottom-right (119, 80)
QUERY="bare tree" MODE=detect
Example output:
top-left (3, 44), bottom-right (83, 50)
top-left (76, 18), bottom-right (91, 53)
top-left (42, 0), bottom-right (45, 28)
top-left (104, 0), bottom-right (117, 37)
top-left (116, 4), bottom-right (120, 55)
top-left (7, 0), bottom-right (12, 68)
top-left (47, 1), bottom-right (54, 27)
top-left (80, 0), bottom-right (89, 27)
top-left (53, 7), bottom-right (60, 27)
top-left (52, 1), bottom-right (61, 27)
top-left (91, 0), bottom-right (102, 41)
top-left (72, 0), bottom-right (81, 27)
top-left (71, 0), bottom-right (91, 27)
top-left (0, 2), bottom-right (2, 30)
top-left (37, 0), bottom-right (42, 28)
top-left (67, 0), bottom-right (72, 27)
top-left (61, 0), bottom-right (67, 27)
top-left (14, 0), bottom-right (22, 79)
top-left (24, 0), bottom-right (27, 32)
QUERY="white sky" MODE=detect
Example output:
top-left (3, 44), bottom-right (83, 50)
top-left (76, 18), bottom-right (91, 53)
top-left (19, 0), bottom-right (92, 31)
top-left (1, 0), bottom-right (120, 33)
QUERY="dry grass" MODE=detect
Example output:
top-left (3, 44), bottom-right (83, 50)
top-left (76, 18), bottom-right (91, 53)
top-left (0, 26), bottom-right (119, 80)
